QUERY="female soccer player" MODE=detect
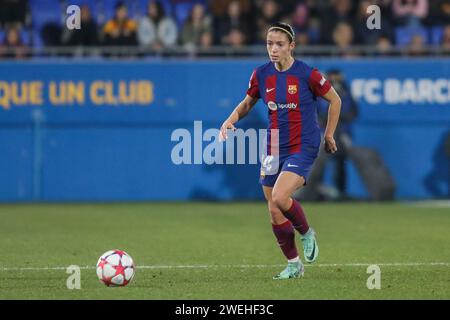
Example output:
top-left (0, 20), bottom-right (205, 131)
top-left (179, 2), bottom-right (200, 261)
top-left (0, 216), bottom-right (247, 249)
top-left (220, 22), bottom-right (341, 280)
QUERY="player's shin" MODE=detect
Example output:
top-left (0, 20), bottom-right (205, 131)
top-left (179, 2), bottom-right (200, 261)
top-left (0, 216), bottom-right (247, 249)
top-left (282, 198), bottom-right (310, 235)
top-left (271, 220), bottom-right (298, 260)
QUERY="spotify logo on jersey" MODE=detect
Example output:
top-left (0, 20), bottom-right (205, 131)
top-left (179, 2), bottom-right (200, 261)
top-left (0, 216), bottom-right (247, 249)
top-left (267, 101), bottom-right (297, 111)
top-left (268, 101), bottom-right (277, 111)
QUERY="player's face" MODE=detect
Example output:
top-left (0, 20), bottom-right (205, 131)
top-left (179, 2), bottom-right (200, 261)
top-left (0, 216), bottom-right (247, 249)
top-left (266, 31), bottom-right (294, 63)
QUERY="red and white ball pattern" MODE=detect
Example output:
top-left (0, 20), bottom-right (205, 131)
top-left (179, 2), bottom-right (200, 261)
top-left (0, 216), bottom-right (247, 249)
top-left (96, 250), bottom-right (135, 287)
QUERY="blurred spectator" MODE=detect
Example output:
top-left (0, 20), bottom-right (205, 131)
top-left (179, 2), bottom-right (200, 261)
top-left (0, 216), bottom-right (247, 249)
top-left (373, 0), bottom-right (394, 21)
top-left (215, 0), bottom-right (250, 45)
top-left (283, 0), bottom-right (323, 18)
top-left (375, 34), bottom-right (395, 55)
top-left (226, 27), bottom-right (246, 47)
top-left (307, 16), bottom-right (322, 44)
top-left (354, 0), bottom-right (394, 45)
top-left (290, 3), bottom-right (322, 45)
top-left (308, 0), bottom-right (329, 14)
top-left (181, 3), bottom-right (212, 49)
top-left (223, 27), bottom-right (252, 57)
top-left (259, 0), bottom-right (280, 25)
top-left (0, 26), bottom-right (28, 59)
top-left (406, 33), bottom-right (428, 55)
top-left (441, 25), bottom-right (450, 50)
top-left (103, 1), bottom-right (138, 47)
top-left (427, 0), bottom-right (450, 26)
top-left (138, 0), bottom-right (178, 50)
top-left (332, 0), bottom-right (354, 22)
top-left (423, 130), bottom-right (450, 198)
top-left (197, 30), bottom-right (222, 57)
top-left (291, 3), bottom-right (309, 33)
top-left (255, 0), bottom-right (280, 44)
top-left (63, 5), bottom-right (99, 48)
top-left (332, 22), bottom-right (358, 57)
top-left (295, 31), bottom-right (310, 46)
top-left (208, 0), bottom-right (252, 17)
top-left (392, 0), bottom-right (429, 27)
top-left (321, 0), bottom-right (354, 44)
top-left (0, 0), bottom-right (29, 28)
top-left (1, 0), bottom-right (448, 57)
top-left (296, 69), bottom-right (358, 201)
top-left (200, 30), bottom-right (213, 48)
top-left (41, 22), bottom-right (62, 47)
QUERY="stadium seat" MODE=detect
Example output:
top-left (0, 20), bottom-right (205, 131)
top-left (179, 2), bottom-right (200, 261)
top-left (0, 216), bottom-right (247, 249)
top-left (99, 0), bottom-right (115, 21)
top-left (139, 0), bottom-right (173, 17)
top-left (31, 29), bottom-right (43, 48)
top-left (29, 0), bottom-right (62, 27)
top-left (20, 30), bottom-right (31, 45)
top-left (71, 0), bottom-right (95, 6)
top-left (430, 26), bottom-right (444, 45)
top-left (70, 0), bottom-right (99, 16)
top-left (129, 0), bottom-right (141, 18)
top-left (395, 26), bottom-right (429, 46)
top-left (173, 2), bottom-right (194, 29)
top-left (27, 0), bottom-right (63, 48)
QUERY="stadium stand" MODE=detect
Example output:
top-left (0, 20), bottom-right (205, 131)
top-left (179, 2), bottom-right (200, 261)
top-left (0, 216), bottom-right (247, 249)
top-left (0, 0), bottom-right (448, 58)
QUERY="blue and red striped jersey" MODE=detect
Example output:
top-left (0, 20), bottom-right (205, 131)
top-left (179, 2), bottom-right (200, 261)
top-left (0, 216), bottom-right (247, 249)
top-left (246, 59), bottom-right (331, 155)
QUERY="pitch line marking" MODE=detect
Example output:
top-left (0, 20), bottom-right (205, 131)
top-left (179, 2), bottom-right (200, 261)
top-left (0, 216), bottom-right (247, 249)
top-left (0, 262), bottom-right (449, 272)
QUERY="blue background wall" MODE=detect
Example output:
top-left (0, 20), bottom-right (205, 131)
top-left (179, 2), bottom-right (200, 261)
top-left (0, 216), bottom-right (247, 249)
top-left (0, 59), bottom-right (449, 201)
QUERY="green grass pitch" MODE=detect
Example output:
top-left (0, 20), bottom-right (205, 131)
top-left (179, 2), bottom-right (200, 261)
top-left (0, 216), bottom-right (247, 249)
top-left (0, 202), bottom-right (449, 299)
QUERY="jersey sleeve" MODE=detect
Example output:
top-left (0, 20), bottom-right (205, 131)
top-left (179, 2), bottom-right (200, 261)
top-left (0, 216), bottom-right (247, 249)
top-left (246, 70), bottom-right (260, 99)
top-left (309, 68), bottom-right (331, 97)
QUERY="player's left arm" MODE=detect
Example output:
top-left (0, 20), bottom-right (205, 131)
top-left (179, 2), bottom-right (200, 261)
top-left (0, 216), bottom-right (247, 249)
top-left (321, 87), bottom-right (342, 154)
top-left (309, 68), bottom-right (342, 154)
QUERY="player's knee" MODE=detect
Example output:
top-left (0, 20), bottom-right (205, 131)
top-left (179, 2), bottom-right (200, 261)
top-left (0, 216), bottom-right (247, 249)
top-left (271, 191), bottom-right (289, 211)
top-left (270, 214), bottom-right (286, 225)
top-left (267, 202), bottom-right (285, 224)
top-left (267, 201), bottom-right (279, 216)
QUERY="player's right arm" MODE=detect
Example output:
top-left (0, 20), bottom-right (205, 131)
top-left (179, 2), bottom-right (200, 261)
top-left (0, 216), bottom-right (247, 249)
top-left (220, 94), bottom-right (258, 140)
top-left (220, 69), bottom-right (260, 141)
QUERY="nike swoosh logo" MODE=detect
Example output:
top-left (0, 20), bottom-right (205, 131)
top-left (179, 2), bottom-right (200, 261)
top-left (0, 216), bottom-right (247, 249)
top-left (308, 242), bottom-right (316, 261)
top-left (266, 88), bottom-right (275, 93)
top-left (287, 164), bottom-right (298, 168)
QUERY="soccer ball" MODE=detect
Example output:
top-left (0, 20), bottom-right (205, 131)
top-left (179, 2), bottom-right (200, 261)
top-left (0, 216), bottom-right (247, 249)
top-left (96, 250), bottom-right (135, 287)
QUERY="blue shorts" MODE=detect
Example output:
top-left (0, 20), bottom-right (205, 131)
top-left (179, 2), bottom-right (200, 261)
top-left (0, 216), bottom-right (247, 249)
top-left (259, 148), bottom-right (319, 188)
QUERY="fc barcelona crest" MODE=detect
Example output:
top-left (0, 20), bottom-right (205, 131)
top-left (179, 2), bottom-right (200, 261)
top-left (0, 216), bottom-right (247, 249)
top-left (288, 85), bottom-right (297, 94)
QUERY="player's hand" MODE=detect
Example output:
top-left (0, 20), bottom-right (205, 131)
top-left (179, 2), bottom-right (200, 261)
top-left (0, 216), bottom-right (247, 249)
top-left (324, 136), bottom-right (337, 154)
top-left (219, 121), bottom-right (236, 142)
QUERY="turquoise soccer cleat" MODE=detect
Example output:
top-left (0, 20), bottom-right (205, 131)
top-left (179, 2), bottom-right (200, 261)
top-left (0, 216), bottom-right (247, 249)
top-left (273, 261), bottom-right (305, 280)
top-left (301, 228), bottom-right (319, 263)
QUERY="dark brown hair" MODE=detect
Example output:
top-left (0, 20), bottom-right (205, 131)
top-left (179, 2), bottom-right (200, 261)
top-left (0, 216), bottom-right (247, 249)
top-left (268, 22), bottom-right (295, 43)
